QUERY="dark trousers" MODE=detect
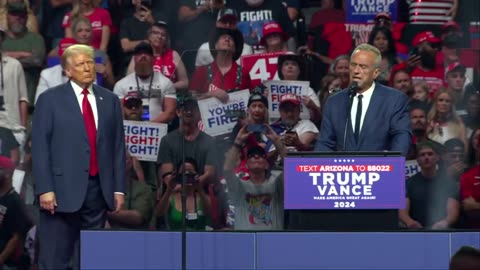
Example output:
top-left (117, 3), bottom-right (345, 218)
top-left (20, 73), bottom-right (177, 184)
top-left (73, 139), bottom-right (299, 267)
top-left (38, 175), bottom-right (107, 270)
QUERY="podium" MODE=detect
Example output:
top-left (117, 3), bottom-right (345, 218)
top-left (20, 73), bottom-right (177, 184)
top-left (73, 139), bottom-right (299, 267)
top-left (284, 152), bottom-right (406, 231)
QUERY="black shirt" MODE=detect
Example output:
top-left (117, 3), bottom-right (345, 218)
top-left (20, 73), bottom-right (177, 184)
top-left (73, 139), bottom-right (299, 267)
top-left (406, 172), bottom-right (459, 227)
top-left (0, 127), bottom-right (19, 157)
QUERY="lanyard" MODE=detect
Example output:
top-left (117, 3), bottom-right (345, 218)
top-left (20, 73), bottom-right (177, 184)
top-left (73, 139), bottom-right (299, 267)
top-left (135, 73), bottom-right (155, 99)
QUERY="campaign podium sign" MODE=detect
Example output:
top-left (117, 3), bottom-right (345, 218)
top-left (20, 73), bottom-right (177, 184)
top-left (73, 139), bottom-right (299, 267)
top-left (284, 154), bottom-right (405, 210)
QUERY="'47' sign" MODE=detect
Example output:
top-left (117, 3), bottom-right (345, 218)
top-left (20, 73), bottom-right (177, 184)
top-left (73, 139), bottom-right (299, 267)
top-left (241, 52), bottom-right (286, 88)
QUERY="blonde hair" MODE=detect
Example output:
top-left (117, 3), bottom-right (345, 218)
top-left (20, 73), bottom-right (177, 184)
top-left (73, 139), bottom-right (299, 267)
top-left (70, 0), bottom-right (101, 23)
top-left (70, 16), bottom-right (92, 41)
top-left (61, 44), bottom-right (94, 68)
top-left (427, 88), bottom-right (462, 126)
top-left (0, 0), bottom-right (38, 32)
top-left (413, 81), bottom-right (430, 100)
top-left (352, 43), bottom-right (382, 68)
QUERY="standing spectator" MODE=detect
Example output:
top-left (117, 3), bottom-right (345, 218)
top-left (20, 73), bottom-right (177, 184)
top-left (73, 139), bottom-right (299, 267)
top-left (399, 142), bottom-right (460, 229)
top-left (114, 42), bottom-right (177, 124)
top-left (461, 89), bottom-right (480, 138)
top-left (390, 67), bottom-right (413, 98)
top-left (309, 0), bottom-right (345, 29)
top-left (32, 44), bottom-right (126, 269)
top-left (0, 156), bottom-right (31, 269)
top-left (2, 1), bottom-right (45, 108)
top-left (317, 73), bottom-right (341, 109)
top-left (441, 138), bottom-right (468, 181)
top-left (225, 126), bottom-right (286, 230)
top-left (195, 8), bottom-right (253, 67)
top-left (466, 128), bottom-right (480, 168)
top-left (259, 22), bottom-right (290, 54)
top-left (190, 27), bottom-right (251, 101)
top-left (62, 0), bottom-right (112, 52)
top-left (407, 103), bottom-right (443, 160)
top-left (445, 62), bottom-right (467, 110)
top-left (0, 0), bottom-right (38, 33)
top-left (459, 137), bottom-right (480, 229)
top-left (126, 22), bottom-right (189, 91)
top-left (329, 55), bottom-right (350, 88)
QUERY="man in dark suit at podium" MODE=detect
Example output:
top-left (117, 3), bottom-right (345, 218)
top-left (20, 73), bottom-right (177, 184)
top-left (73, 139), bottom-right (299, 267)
top-left (315, 43), bottom-right (411, 156)
top-left (32, 44), bottom-right (126, 269)
top-left (291, 44), bottom-right (411, 231)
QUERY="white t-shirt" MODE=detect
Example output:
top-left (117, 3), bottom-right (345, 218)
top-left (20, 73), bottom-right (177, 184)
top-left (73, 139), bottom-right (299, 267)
top-left (113, 71), bottom-right (176, 120)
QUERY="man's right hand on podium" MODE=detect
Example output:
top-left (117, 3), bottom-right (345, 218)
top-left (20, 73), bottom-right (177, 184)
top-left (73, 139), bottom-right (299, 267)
top-left (40, 192), bottom-right (57, 214)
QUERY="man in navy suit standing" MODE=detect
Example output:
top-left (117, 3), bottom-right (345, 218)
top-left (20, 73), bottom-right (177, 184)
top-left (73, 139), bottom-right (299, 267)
top-left (32, 44), bottom-right (126, 269)
top-left (315, 43), bottom-right (411, 156)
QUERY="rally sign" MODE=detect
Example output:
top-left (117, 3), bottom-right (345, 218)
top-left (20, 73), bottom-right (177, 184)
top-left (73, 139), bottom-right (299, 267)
top-left (284, 157), bottom-right (406, 209)
top-left (241, 52), bottom-right (286, 87)
top-left (346, 0), bottom-right (398, 23)
top-left (405, 159), bottom-right (421, 179)
top-left (264, 80), bottom-right (310, 120)
top-left (124, 121), bottom-right (168, 162)
top-left (198, 89), bottom-right (250, 137)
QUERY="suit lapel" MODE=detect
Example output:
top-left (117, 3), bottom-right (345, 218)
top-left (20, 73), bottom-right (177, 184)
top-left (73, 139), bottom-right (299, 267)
top-left (64, 82), bottom-right (89, 143)
top-left (343, 96), bottom-right (356, 150)
top-left (357, 84), bottom-right (382, 147)
top-left (93, 85), bottom-right (104, 143)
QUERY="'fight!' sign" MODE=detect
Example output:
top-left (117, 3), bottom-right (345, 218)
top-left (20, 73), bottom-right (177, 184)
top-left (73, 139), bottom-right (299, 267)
top-left (124, 121), bottom-right (168, 162)
top-left (284, 156), bottom-right (405, 209)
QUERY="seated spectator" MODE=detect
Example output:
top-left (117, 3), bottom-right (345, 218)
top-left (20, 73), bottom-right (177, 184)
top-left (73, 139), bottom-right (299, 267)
top-left (317, 73), bottom-right (341, 109)
top-left (224, 129), bottom-right (286, 230)
top-left (449, 246), bottom-right (480, 270)
top-left (0, 0), bottom-right (38, 33)
top-left (62, 0), bottom-right (112, 52)
top-left (0, 156), bottom-right (31, 269)
top-left (2, 1), bottom-right (45, 106)
top-left (49, 17), bottom-right (115, 88)
top-left (412, 80), bottom-right (431, 106)
top-left (156, 157), bottom-right (212, 230)
top-left (445, 62), bottom-right (467, 110)
top-left (368, 26), bottom-right (401, 85)
top-left (106, 151), bottom-right (153, 230)
top-left (459, 135), bottom-right (480, 229)
top-left (441, 138), bottom-right (468, 181)
top-left (259, 22), bottom-right (290, 54)
top-left (427, 88), bottom-right (467, 146)
top-left (461, 89), bottom-right (480, 138)
top-left (390, 67), bottom-right (413, 99)
top-left (195, 8), bottom-right (253, 67)
top-left (127, 21), bottom-right (189, 91)
top-left (190, 27), bottom-right (252, 102)
top-left (400, 142), bottom-right (460, 229)
top-left (329, 55), bottom-right (350, 88)
top-left (269, 94), bottom-right (318, 163)
top-left (114, 42), bottom-right (176, 124)
top-left (401, 31), bottom-right (444, 97)
top-left (276, 54), bottom-right (321, 124)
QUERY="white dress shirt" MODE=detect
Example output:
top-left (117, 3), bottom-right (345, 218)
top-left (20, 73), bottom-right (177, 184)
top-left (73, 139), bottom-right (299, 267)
top-left (351, 81), bottom-right (375, 133)
top-left (70, 81), bottom-right (98, 129)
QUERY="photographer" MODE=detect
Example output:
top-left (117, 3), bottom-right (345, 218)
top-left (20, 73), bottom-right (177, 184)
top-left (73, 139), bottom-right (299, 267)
top-left (156, 158), bottom-right (212, 231)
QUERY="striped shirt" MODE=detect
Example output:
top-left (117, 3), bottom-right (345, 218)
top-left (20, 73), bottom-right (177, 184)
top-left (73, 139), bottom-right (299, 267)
top-left (409, 0), bottom-right (454, 24)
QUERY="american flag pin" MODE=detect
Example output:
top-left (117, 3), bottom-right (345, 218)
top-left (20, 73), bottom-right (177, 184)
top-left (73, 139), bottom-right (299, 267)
top-left (99, 97), bottom-right (103, 100)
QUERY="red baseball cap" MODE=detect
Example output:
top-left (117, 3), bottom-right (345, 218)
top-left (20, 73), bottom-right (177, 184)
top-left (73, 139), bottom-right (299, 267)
top-left (0, 156), bottom-right (15, 170)
top-left (412, 31), bottom-right (441, 47)
top-left (445, 62), bottom-right (466, 77)
top-left (375, 12), bottom-right (391, 20)
top-left (279, 93), bottom-right (301, 106)
top-left (58, 38), bottom-right (77, 57)
top-left (260, 22), bottom-right (289, 46)
top-left (123, 92), bottom-right (143, 107)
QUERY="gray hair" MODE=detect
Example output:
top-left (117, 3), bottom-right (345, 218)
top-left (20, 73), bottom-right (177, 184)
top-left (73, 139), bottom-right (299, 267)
top-left (329, 54), bottom-right (350, 74)
top-left (351, 43), bottom-right (382, 68)
top-left (61, 44), bottom-right (95, 69)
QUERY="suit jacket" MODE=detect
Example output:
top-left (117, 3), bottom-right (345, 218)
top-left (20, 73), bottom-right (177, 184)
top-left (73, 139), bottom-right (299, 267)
top-left (315, 83), bottom-right (411, 156)
top-left (32, 82), bottom-right (126, 212)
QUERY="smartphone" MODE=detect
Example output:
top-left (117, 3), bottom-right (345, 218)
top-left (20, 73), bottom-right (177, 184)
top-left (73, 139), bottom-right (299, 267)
top-left (247, 124), bottom-right (267, 133)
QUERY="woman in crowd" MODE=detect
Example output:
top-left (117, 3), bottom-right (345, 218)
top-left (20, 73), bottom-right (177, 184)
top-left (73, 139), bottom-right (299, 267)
top-left (461, 88), bottom-right (480, 138)
top-left (127, 21), bottom-right (189, 91)
top-left (368, 26), bottom-right (402, 84)
top-left (318, 73), bottom-right (341, 110)
top-left (62, 0), bottom-right (112, 52)
top-left (156, 158), bottom-right (212, 231)
top-left (466, 128), bottom-right (480, 168)
top-left (427, 88), bottom-right (467, 146)
top-left (260, 22), bottom-right (290, 54)
top-left (329, 55), bottom-right (350, 88)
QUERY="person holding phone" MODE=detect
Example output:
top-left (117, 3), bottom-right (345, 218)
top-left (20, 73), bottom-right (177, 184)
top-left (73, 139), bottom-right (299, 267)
top-left (156, 158), bottom-right (212, 230)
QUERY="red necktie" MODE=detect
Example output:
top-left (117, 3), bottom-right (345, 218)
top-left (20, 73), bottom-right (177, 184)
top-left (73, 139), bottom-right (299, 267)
top-left (82, 89), bottom-right (98, 176)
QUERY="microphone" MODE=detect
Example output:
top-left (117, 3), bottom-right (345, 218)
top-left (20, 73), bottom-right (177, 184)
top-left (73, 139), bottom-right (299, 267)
top-left (347, 81), bottom-right (360, 98)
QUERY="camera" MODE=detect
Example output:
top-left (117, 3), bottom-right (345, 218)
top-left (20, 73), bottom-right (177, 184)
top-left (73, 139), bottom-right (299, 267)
top-left (176, 172), bottom-right (197, 184)
top-left (247, 124), bottom-right (267, 133)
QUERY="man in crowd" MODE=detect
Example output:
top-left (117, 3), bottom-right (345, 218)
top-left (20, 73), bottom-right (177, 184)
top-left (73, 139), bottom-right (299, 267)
top-left (399, 142), bottom-right (460, 229)
top-left (445, 62), bottom-right (467, 110)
